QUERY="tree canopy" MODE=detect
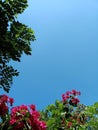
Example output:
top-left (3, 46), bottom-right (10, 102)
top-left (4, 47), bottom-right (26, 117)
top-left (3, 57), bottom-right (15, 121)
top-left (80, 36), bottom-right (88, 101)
top-left (0, 0), bottom-right (35, 92)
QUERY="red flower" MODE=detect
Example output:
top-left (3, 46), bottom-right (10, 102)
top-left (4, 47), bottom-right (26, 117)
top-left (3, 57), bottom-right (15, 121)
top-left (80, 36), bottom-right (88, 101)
top-left (68, 122), bottom-right (72, 128)
top-left (0, 103), bottom-right (8, 116)
top-left (10, 119), bottom-right (17, 125)
top-left (9, 98), bottom-right (14, 106)
top-left (71, 90), bottom-right (77, 95)
top-left (71, 90), bottom-right (81, 96)
top-left (62, 94), bottom-right (70, 102)
top-left (0, 95), bottom-right (8, 103)
top-left (66, 91), bottom-right (71, 95)
top-left (71, 98), bottom-right (80, 104)
top-left (30, 104), bottom-right (36, 111)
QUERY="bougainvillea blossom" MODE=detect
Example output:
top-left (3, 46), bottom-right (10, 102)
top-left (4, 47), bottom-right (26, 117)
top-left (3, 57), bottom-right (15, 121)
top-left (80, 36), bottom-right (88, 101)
top-left (0, 95), bottom-right (47, 130)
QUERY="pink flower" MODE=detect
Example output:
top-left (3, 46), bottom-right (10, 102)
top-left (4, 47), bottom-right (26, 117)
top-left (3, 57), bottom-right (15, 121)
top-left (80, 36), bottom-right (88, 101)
top-left (66, 91), bottom-right (71, 95)
top-left (71, 90), bottom-right (81, 96)
top-left (10, 119), bottom-right (17, 125)
top-left (1, 95), bottom-right (8, 103)
top-left (39, 121), bottom-right (47, 129)
top-left (62, 94), bottom-right (70, 102)
top-left (19, 105), bottom-right (28, 111)
top-left (29, 104), bottom-right (36, 111)
top-left (71, 90), bottom-right (77, 95)
top-left (71, 98), bottom-right (80, 104)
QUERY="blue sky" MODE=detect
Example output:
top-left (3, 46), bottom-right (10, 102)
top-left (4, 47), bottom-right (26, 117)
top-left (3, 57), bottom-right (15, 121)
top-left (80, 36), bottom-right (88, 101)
top-left (3, 0), bottom-right (98, 110)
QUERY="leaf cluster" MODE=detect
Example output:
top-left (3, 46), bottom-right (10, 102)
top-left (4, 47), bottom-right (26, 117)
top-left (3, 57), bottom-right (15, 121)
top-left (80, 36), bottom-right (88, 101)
top-left (84, 102), bottom-right (98, 130)
top-left (40, 100), bottom-right (87, 130)
top-left (0, 0), bottom-right (35, 92)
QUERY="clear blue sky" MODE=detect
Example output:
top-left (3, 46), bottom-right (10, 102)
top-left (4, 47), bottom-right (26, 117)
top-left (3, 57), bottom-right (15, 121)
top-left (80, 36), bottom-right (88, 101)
top-left (3, 0), bottom-right (98, 110)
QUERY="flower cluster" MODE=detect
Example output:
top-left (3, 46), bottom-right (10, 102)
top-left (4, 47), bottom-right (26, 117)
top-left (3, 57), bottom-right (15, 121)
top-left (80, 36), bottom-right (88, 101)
top-left (0, 90), bottom-right (87, 130)
top-left (61, 90), bottom-right (86, 129)
top-left (0, 94), bottom-right (14, 116)
top-left (10, 104), bottom-right (47, 130)
top-left (0, 95), bottom-right (46, 130)
top-left (62, 89), bottom-right (80, 106)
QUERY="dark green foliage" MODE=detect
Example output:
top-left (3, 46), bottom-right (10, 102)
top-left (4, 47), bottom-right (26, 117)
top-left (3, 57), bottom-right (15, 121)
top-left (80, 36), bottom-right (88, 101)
top-left (0, 64), bottom-right (19, 92)
top-left (0, 0), bottom-right (36, 92)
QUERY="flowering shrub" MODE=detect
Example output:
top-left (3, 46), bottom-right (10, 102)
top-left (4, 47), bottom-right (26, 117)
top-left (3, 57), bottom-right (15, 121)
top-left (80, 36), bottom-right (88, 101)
top-left (0, 90), bottom-right (98, 130)
top-left (0, 95), bottom-right (46, 130)
top-left (10, 105), bottom-right (46, 130)
top-left (40, 90), bottom-right (87, 130)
